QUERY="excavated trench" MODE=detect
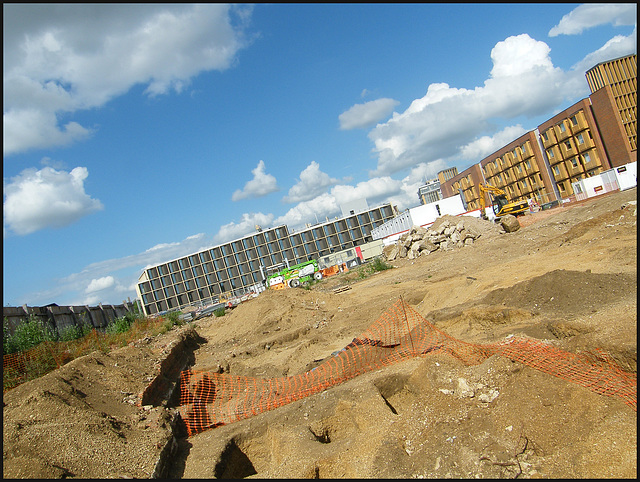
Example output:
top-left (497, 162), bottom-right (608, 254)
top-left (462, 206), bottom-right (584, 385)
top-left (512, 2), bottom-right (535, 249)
top-left (137, 328), bottom-right (204, 478)
top-left (143, 269), bottom-right (637, 478)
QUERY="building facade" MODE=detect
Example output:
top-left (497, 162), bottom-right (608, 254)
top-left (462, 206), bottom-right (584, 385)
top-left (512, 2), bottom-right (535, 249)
top-left (136, 203), bottom-right (397, 316)
top-left (442, 54), bottom-right (636, 207)
top-left (417, 178), bottom-right (442, 205)
top-left (585, 54), bottom-right (636, 154)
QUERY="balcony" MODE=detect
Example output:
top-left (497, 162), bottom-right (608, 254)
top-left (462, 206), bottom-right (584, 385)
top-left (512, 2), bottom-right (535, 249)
top-left (576, 135), bottom-right (595, 153)
top-left (568, 112), bottom-right (589, 134)
top-left (540, 129), bottom-right (557, 149)
top-left (554, 122), bottom-right (571, 142)
top-left (559, 140), bottom-right (575, 158)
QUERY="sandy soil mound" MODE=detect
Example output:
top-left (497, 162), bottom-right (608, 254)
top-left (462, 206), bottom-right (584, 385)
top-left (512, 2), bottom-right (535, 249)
top-left (3, 188), bottom-right (637, 479)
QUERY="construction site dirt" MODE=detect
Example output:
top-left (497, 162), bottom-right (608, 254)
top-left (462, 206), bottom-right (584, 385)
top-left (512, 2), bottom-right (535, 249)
top-left (3, 187), bottom-right (637, 479)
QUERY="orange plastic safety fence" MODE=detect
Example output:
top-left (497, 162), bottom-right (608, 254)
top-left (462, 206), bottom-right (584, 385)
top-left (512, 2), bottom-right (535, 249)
top-left (179, 297), bottom-right (637, 436)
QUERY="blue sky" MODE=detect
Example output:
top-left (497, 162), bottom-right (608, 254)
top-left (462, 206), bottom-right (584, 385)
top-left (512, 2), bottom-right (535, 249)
top-left (3, 3), bottom-right (637, 307)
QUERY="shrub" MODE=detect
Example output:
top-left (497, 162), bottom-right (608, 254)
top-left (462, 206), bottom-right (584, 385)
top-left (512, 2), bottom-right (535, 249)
top-left (370, 257), bottom-right (393, 272)
top-left (214, 307), bottom-right (226, 317)
top-left (57, 323), bottom-right (92, 342)
top-left (3, 315), bottom-right (57, 354)
top-left (106, 315), bottom-right (133, 335)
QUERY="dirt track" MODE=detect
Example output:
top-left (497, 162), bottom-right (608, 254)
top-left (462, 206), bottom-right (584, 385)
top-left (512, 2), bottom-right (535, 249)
top-left (3, 187), bottom-right (637, 479)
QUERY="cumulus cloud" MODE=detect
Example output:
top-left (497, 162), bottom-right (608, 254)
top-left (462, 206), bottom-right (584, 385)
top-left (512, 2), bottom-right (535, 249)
top-left (85, 276), bottom-right (115, 293)
top-left (231, 160), bottom-right (280, 201)
top-left (273, 193), bottom-right (340, 230)
top-left (282, 161), bottom-right (340, 203)
top-left (549, 3), bottom-right (637, 37)
top-left (214, 212), bottom-right (275, 243)
top-left (3, 166), bottom-right (104, 236)
top-left (571, 26), bottom-right (637, 74)
top-left (19, 232), bottom-right (217, 306)
top-left (339, 98), bottom-right (400, 130)
top-left (459, 125), bottom-right (528, 162)
top-left (3, 4), bottom-right (252, 155)
top-left (367, 34), bottom-right (584, 176)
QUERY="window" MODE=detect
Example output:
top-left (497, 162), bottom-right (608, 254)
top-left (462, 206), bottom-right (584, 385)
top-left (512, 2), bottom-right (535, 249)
top-left (553, 166), bottom-right (560, 176)
top-left (570, 115), bottom-right (578, 126)
top-left (547, 149), bottom-right (554, 158)
top-left (577, 133), bottom-right (585, 144)
top-left (525, 160), bottom-right (531, 170)
top-left (558, 122), bottom-right (566, 133)
top-left (542, 131), bottom-right (549, 141)
top-left (564, 140), bottom-right (572, 150)
top-left (583, 152), bottom-right (592, 164)
top-left (570, 158), bottom-right (578, 168)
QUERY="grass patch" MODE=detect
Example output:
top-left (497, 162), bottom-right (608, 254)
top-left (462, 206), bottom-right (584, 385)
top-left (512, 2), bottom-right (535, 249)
top-left (346, 257), bottom-right (394, 281)
top-left (4, 309), bottom-right (186, 392)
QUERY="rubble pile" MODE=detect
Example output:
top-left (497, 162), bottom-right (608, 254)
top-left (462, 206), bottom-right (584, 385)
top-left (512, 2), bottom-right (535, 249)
top-left (383, 219), bottom-right (483, 261)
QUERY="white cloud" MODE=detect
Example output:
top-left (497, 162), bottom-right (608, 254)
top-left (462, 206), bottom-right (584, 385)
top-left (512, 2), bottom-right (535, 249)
top-left (274, 193), bottom-right (340, 230)
top-left (18, 232), bottom-right (217, 306)
top-left (214, 212), bottom-right (275, 243)
top-left (367, 34), bottom-right (584, 177)
top-left (571, 26), bottom-right (637, 74)
top-left (3, 166), bottom-right (104, 236)
top-left (3, 4), bottom-right (252, 155)
top-left (339, 98), bottom-right (400, 130)
top-left (85, 276), bottom-right (115, 293)
top-left (459, 125), bottom-right (528, 162)
top-left (549, 4), bottom-right (637, 37)
top-left (231, 160), bottom-right (280, 201)
top-left (282, 161), bottom-right (341, 203)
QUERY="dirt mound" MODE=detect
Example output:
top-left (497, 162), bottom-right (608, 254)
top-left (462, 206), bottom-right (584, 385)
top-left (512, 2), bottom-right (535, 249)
top-left (3, 188), bottom-right (637, 479)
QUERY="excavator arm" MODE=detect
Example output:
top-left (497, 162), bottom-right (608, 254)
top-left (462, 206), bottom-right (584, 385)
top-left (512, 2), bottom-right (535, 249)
top-left (479, 183), bottom-right (528, 219)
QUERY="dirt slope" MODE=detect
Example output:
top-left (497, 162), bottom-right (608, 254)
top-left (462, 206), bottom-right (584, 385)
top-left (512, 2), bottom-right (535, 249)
top-left (3, 187), bottom-right (637, 479)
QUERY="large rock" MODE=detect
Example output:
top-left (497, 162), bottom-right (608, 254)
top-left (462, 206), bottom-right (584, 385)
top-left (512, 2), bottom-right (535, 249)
top-left (500, 215), bottom-right (521, 233)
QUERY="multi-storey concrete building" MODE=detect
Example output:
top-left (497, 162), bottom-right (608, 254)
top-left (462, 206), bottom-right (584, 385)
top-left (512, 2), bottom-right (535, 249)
top-left (441, 54), bottom-right (637, 207)
top-left (585, 54), bottom-right (637, 155)
top-left (417, 178), bottom-right (442, 205)
top-left (416, 167), bottom-right (459, 205)
top-left (537, 98), bottom-right (613, 199)
top-left (136, 203), bottom-right (397, 315)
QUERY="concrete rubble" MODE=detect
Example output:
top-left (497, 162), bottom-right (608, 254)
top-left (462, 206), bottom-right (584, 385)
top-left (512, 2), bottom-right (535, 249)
top-left (383, 219), bottom-right (483, 261)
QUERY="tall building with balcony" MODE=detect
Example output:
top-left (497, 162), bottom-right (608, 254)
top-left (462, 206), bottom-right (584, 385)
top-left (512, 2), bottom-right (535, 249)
top-left (417, 178), bottom-right (442, 205)
top-left (136, 203), bottom-right (397, 316)
top-left (479, 130), bottom-right (557, 206)
top-left (417, 167), bottom-right (459, 205)
top-left (537, 98), bottom-right (612, 198)
top-left (585, 54), bottom-right (636, 164)
top-left (441, 54), bottom-right (636, 205)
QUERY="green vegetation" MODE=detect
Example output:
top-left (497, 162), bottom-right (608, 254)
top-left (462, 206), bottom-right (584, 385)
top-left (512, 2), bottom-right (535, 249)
top-left (214, 307), bottom-right (226, 317)
top-left (356, 257), bottom-right (393, 279)
top-left (4, 315), bottom-right (56, 355)
top-left (3, 308), bottom-right (186, 392)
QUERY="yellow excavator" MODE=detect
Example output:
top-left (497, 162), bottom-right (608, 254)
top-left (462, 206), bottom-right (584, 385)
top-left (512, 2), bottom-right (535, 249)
top-left (479, 183), bottom-right (529, 220)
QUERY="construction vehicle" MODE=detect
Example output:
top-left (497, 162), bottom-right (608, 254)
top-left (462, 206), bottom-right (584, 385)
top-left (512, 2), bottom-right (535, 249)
top-left (266, 259), bottom-right (323, 289)
top-left (479, 183), bottom-right (529, 220)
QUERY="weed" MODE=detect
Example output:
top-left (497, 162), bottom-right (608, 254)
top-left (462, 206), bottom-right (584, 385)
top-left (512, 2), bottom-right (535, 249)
top-left (3, 315), bottom-right (56, 355)
top-left (214, 308), bottom-right (226, 317)
top-left (57, 323), bottom-right (92, 342)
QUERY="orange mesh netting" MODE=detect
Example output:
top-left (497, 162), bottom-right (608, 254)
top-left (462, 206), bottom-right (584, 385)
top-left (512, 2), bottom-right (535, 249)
top-left (178, 297), bottom-right (637, 436)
